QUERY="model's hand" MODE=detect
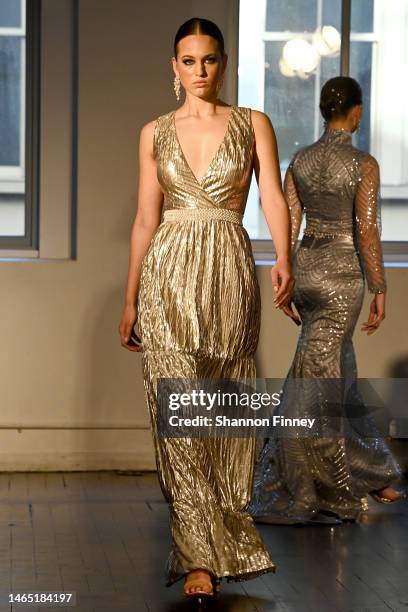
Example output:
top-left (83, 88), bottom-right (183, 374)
top-left (119, 304), bottom-right (143, 352)
top-left (361, 293), bottom-right (386, 335)
top-left (271, 259), bottom-right (295, 309)
top-left (281, 300), bottom-right (301, 326)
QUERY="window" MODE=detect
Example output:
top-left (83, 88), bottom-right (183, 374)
top-left (0, 0), bottom-right (29, 239)
top-left (0, 0), bottom-right (78, 260)
top-left (239, 0), bottom-right (408, 256)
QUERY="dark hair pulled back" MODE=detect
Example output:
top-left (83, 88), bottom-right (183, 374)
top-left (173, 17), bottom-right (225, 58)
top-left (320, 76), bottom-right (362, 121)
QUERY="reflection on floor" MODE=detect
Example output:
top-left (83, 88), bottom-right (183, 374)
top-left (0, 470), bottom-right (407, 611)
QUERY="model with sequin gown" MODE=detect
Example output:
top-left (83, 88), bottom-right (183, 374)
top-left (137, 105), bottom-right (276, 585)
top-left (249, 126), bottom-right (403, 523)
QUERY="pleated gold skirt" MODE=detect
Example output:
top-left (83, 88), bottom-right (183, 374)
top-left (137, 211), bottom-right (276, 586)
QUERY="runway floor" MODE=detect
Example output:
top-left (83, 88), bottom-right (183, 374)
top-left (0, 471), bottom-right (407, 612)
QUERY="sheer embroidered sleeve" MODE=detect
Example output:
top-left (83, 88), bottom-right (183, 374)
top-left (283, 159), bottom-right (304, 249)
top-left (355, 155), bottom-right (386, 294)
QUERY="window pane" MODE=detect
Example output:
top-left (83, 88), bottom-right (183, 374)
top-left (265, 42), bottom-right (315, 168)
top-left (322, 0), bottom-right (374, 33)
top-left (0, 37), bottom-right (22, 166)
top-left (351, 0), bottom-right (374, 33)
top-left (322, 0), bottom-right (342, 30)
top-left (0, 1), bottom-right (25, 238)
top-left (0, 0), bottom-right (21, 28)
top-left (266, 0), bottom-right (317, 32)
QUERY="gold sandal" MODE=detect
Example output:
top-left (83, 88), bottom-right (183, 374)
top-left (184, 570), bottom-right (215, 603)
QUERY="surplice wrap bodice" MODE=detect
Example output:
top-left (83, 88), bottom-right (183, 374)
top-left (152, 105), bottom-right (255, 214)
top-left (285, 127), bottom-right (386, 294)
top-left (138, 105), bottom-right (260, 358)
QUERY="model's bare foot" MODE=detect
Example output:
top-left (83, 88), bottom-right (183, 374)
top-left (183, 569), bottom-right (213, 597)
top-left (373, 487), bottom-right (405, 502)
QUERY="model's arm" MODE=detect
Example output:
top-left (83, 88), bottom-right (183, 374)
top-left (355, 156), bottom-right (386, 294)
top-left (283, 161), bottom-right (303, 249)
top-left (119, 119), bottom-right (164, 351)
top-left (355, 155), bottom-right (387, 335)
top-left (251, 110), bottom-right (294, 310)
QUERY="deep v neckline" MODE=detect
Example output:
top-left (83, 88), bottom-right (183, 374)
top-left (172, 105), bottom-right (236, 185)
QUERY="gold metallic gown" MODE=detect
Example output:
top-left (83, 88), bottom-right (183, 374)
top-left (137, 105), bottom-right (276, 586)
top-left (249, 126), bottom-right (403, 523)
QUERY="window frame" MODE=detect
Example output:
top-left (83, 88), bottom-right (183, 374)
top-left (0, 0), bottom-right (78, 261)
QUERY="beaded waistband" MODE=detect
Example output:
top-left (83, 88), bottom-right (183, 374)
top-left (301, 231), bottom-right (354, 248)
top-left (162, 208), bottom-right (243, 225)
top-left (303, 229), bottom-right (354, 239)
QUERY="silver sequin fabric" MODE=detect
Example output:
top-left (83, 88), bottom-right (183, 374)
top-left (249, 127), bottom-right (403, 523)
top-left (137, 105), bottom-right (276, 585)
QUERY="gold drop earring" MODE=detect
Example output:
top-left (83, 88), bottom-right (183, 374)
top-left (173, 75), bottom-right (181, 101)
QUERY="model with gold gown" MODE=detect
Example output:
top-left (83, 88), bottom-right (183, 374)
top-left (137, 102), bottom-right (278, 586)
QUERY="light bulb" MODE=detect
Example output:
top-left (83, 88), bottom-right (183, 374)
top-left (283, 38), bottom-right (319, 73)
top-left (322, 25), bottom-right (341, 54)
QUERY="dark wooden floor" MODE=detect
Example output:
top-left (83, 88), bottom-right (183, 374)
top-left (0, 471), bottom-right (407, 612)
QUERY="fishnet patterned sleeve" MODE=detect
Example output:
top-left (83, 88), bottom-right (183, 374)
top-left (355, 156), bottom-right (386, 294)
top-left (283, 162), bottom-right (304, 249)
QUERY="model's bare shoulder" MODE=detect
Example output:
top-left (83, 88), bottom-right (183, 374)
top-left (249, 109), bottom-right (275, 140)
top-left (249, 109), bottom-right (277, 151)
top-left (250, 109), bottom-right (273, 130)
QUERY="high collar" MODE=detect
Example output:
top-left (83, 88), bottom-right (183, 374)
top-left (320, 125), bottom-right (353, 145)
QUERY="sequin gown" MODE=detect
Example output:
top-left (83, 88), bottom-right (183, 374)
top-left (249, 126), bottom-right (403, 523)
top-left (137, 105), bottom-right (276, 585)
